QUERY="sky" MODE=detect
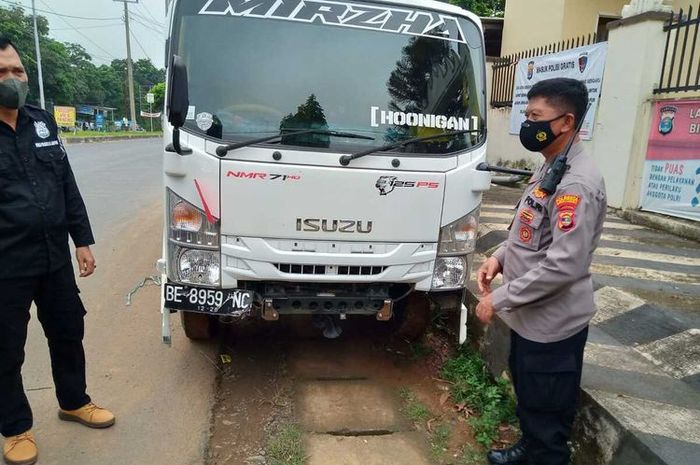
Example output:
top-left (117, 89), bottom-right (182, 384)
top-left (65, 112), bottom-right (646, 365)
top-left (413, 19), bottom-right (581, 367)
top-left (2, 0), bottom-right (167, 67)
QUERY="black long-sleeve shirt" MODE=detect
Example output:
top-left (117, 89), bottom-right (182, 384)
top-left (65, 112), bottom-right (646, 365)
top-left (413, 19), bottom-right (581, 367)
top-left (0, 104), bottom-right (94, 279)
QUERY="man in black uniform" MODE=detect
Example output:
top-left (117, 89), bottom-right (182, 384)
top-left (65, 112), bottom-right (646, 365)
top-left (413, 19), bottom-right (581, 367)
top-left (0, 39), bottom-right (115, 465)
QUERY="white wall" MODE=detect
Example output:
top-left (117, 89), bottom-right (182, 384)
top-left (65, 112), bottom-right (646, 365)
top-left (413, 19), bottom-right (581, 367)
top-left (486, 107), bottom-right (539, 167)
top-left (591, 13), bottom-right (668, 208)
top-left (485, 58), bottom-right (540, 168)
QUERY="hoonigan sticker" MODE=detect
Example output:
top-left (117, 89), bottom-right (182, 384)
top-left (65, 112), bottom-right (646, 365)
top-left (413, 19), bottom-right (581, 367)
top-left (198, 0), bottom-right (468, 44)
top-left (371, 107), bottom-right (479, 131)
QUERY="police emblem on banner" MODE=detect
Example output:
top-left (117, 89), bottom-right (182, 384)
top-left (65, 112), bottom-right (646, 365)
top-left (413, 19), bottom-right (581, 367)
top-left (527, 61), bottom-right (535, 80)
top-left (658, 105), bottom-right (677, 135)
top-left (578, 52), bottom-right (588, 73)
top-left (34, 121), bottom-right (50, 139)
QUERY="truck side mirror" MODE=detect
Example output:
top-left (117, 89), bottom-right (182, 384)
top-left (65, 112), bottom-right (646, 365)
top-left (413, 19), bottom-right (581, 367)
top-left (166, 55), bottom-right (192, 155)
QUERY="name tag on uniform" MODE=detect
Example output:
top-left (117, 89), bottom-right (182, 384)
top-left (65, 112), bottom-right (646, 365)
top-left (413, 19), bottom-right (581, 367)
top-left (35, 140), bottom-right (60, 148)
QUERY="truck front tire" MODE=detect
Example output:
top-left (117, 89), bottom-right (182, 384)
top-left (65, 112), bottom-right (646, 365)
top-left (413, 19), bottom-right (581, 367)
top-left (180, 311), bottom-right (214, 340)
top-left (390, 292), bottom-right (432, 340)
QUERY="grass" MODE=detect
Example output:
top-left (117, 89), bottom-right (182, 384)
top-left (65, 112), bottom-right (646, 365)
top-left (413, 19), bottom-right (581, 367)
top-left (456, 444), bottom-right (488, 465)
top-left (430, 422), bottom-right (451, 461)
top-left (399, 388), bottom-right (455, 464)
top-left (442, 347), bottom-right (517, 448)
top-left (399, 387), bottom-right (431, 422)
top-left (62, 130), bottom-right (162, 139)
top-left (267, 424), bottom-right (306, 465)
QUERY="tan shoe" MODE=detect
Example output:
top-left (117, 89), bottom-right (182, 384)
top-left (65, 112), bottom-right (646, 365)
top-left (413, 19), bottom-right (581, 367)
top-left (58, 402), bottom-right (115, 428)
top-left (3, 431), bottom-right (37, 465)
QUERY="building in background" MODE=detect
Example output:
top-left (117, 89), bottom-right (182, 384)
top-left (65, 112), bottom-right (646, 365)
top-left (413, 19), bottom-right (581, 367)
top-left (501, 0), bottom-right (626, 55)
top-left (499, 0), bottom-right (688, 56)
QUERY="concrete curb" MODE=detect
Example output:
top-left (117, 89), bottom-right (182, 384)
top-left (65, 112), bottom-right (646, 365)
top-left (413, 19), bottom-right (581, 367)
top-left (63, 135), bottom-right (161, 144)
top-left (617, 209), bottom-right (700, 243)
top-left (467, 300), bottom-right (700, 465)
top-left (573, 390), bottom-right (666, 465)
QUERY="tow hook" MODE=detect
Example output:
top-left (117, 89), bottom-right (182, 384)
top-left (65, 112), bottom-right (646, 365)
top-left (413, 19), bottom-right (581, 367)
top-left (376, 299), bottom-right (393, 321)
top-left (262, 298), bottom-right (279, 321)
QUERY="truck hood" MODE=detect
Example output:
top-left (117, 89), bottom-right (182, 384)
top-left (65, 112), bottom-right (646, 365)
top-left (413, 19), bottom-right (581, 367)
top-left (220, 159), bottom-right (446, 243)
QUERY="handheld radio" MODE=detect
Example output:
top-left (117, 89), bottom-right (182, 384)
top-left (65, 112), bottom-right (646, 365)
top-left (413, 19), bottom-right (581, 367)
top-left (539, 104), bottom-right (591, 195)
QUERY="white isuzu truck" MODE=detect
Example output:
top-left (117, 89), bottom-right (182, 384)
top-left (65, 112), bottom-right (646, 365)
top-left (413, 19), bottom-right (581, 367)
top-left (158, 0), bottom-right (491, 344)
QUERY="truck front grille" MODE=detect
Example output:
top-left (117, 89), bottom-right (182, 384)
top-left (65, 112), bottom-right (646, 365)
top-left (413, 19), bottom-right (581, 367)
top-left (274, 264), bottom-right (387, 276)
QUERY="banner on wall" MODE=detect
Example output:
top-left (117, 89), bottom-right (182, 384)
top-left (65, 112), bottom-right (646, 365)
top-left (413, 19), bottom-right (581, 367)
top-left (53, 106), bottom-right (76, 127)
top-left (509, 43), bottom-right (608, 140)
top-left (640, 100), bottom-right (700, 222)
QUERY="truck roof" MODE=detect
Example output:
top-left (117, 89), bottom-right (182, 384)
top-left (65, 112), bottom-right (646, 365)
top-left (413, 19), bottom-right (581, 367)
top-left (166, 1), bottom-right (483, 36)
top-left (376, 0), bottom-right (483, 32)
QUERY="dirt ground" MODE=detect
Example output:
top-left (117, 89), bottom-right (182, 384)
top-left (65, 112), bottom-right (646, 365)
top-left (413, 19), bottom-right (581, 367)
top-left (206, 318), bottom-right (489, 465)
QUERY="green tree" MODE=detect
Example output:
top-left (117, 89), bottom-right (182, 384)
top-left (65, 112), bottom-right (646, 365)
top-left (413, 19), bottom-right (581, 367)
top-left (148, 82), bottom-right (166, 112)
top-left (1, 5), bottom-right (165, 129)
top-left (109, 58), bottom-right (165, 126)
top-left (448, 0), bottom-right (505, 17)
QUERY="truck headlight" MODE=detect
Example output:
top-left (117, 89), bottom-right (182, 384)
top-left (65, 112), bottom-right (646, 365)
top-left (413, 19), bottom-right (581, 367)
top-left (172, 201), bottom-right (203, 232)
top-left (167, 190), bottom-right (221, 286)
top-left (177, 248), bottom-right (221, 286)
top-left (438, 209), bottom-right (479, 255)
top-left (432, 256), bottom-right (467, 290)
top-left (168, 190), bottom-right (219, 248)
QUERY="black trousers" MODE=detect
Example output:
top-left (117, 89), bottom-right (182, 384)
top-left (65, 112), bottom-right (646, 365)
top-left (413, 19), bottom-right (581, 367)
top-left (0, 264), bottom-right (91, 437)
top-left (509, 327), bottom-right (588, 465)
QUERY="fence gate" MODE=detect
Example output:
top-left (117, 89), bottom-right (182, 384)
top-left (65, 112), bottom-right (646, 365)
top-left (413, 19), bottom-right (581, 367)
top-left (656, 5), bottom-right (700, 94)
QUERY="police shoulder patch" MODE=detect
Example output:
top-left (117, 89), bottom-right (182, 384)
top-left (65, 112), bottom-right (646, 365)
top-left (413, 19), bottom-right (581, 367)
top-left (519, 208), bottom-right (535, 225)
top-left (533, 186), bottom-right (548, 199)
top-left (519, 225), bottom-right (533, 243)
top-left (555, 194), bottom-right (581, 231)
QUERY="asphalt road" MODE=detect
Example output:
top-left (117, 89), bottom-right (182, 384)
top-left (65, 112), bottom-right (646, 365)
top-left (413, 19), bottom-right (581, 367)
top-left (67, 139), bottom-right (163, 242)
top-left (21, 139), bottom-right (217, 465)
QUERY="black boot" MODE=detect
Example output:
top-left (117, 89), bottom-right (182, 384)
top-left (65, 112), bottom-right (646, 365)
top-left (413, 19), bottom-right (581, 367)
top-left (487, 438), bottom-right (528, 464)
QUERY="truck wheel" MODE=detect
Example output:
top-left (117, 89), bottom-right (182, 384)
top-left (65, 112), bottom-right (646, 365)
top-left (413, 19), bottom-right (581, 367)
top-left (180, 311), bottom-right (214, 340)
top-left (390, 292), bottom-right (432, 341)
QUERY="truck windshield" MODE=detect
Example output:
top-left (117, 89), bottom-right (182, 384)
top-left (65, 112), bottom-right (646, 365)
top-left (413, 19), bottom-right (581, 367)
top-left (171, 0), bottom-right (486, 155)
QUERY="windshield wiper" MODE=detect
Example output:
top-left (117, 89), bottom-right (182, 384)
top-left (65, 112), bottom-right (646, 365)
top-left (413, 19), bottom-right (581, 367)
top-left (339, 129), bottom-right (480, 166)
top-left (215, 129), bottom-right (374, 157)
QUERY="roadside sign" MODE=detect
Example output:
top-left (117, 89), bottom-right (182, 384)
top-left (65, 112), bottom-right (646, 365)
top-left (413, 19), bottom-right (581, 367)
top-left (96, 113), bottom-right (105, 129)
top-left (140, 110), bottom-right (162, 118)
top-left (54, 106), bottom-right (76, 127)
top-left (77, 105), bottom-right (94, 115)
top-left (146, 93), bottom-right (155, 104)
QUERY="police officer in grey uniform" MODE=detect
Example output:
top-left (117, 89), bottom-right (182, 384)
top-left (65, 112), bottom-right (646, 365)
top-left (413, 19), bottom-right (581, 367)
top-left (475, 78), bottom-right (606, 465)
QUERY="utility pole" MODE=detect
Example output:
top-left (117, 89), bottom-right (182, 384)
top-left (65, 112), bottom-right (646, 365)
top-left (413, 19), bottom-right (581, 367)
top-left (31, 0), bottom-right (45, 109)
top-left (115, 0), bottom-right (138, 131)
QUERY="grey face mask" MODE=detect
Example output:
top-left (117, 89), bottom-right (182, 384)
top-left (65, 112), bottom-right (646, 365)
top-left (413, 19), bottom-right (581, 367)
top-left (0, 78), bottom-right (29, 109)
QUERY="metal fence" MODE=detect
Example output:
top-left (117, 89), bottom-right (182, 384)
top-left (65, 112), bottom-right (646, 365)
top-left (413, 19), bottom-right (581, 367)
top-left (490, 34), bottom-right (598, 107)
top-left (655, 5), bottom-right (700, 94)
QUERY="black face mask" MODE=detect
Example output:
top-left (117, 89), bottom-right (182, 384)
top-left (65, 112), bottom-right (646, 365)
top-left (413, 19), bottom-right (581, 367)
top-left (519, 114), bottom-right (566, 152)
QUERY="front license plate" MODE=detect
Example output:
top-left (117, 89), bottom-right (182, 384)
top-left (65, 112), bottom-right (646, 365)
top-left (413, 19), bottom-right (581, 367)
top-left (164, 284), bottom-right (254, 316)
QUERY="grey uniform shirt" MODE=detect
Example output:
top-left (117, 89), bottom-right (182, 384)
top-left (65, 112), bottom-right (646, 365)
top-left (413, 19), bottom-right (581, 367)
top-left (490, 142), bottom-right (607, 343)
